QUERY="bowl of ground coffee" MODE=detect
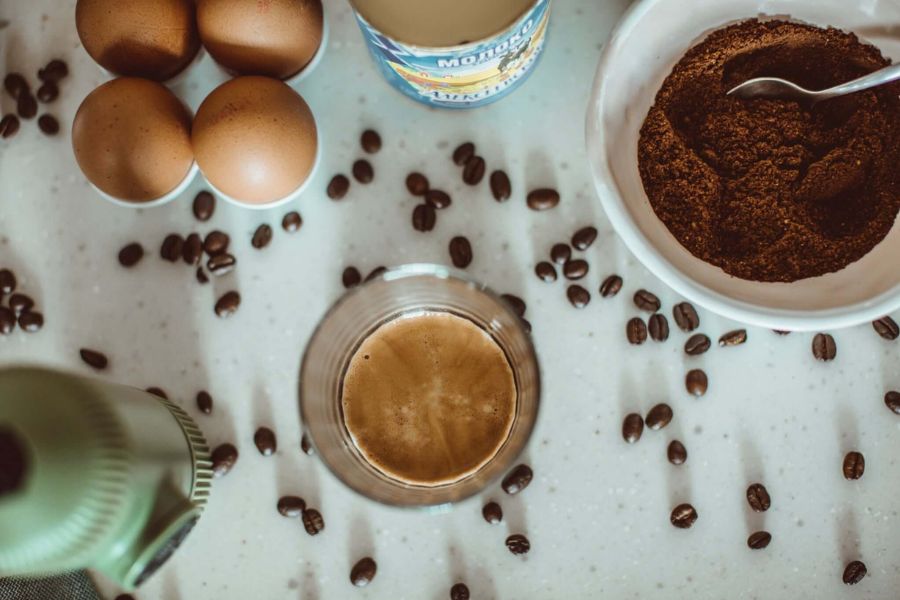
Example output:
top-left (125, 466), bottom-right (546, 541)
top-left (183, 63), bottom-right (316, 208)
top-left (587, 0), bottom-right (900, 330)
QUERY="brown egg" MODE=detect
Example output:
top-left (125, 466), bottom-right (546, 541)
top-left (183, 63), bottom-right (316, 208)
top-left (197, 0), bottom-right (324, 79)
top-left (193, 77), bottom-right (318, 205)
top-left (76, 0), bottom-right (201, 81)
top-left (72, 78), bottom-right (194, 202)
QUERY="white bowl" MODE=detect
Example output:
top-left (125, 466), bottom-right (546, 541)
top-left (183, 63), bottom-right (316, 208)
top-left (586, 0), bottom-right (900, 331)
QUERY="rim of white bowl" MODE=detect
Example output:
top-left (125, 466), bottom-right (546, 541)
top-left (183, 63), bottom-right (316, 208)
top-left (585, 0), bottom-right (900, 331)
top-left (92, 161), bottom-right (199, 209)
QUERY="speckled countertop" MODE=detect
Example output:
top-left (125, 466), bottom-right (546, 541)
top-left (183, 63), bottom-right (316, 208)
top-left (1, 0), bottom-right (899, 598)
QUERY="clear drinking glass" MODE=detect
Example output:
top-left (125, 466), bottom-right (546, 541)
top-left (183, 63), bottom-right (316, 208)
top-left (299, 264), bottom-right (540, 508)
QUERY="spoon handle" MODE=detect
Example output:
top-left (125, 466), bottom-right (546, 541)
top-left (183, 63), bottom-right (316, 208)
top-left (821, 63), bottom-right (900, 99)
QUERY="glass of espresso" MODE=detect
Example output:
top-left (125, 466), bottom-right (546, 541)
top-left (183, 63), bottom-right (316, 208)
top-left (300, 264), bottom-right (540, 507)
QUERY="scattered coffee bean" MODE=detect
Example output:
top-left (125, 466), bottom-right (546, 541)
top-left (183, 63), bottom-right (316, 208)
top-left (282, 211), bottom-right (302, 233)
top-left (302, 508), bottom-right (324, 535)
top-left (567, 285), bottom-right (590, 308)
top-left (450, 583), bottom-right (470, 600)
top-left (501, 464), bottom-right (533, 495)
top-left (452, 142), bottom-right (475, 166)
top-left (626, 317), bottom-right (647, 345)
top-left (872, 316), bottom-right (899, 341)
top-left (192, 191), bottom-right (215, 221)
top-left (214, 291), bottom-right (241, 318)
top-left (490, 170), bottom-right (511, 201)
top-left (684, 333), bottom-right (711, 356)
top-left (0, 269), bottom-right (15, 295)
top-left (412, 203), bottom-right (437, 232)
top-left (196, 267), bottom-right (209, 284)
top-left (746, 483), bottom-right (771, 512)
top-left (633, 289), bottom-right (661, 312)
top-left (36, 82), bottom-right (58, 103)
top-left (747, 531), bottom-right (772, 550)
top-left (342, 266), bottom-right (362, 288)
top-left (117, 243), bottom-right (144, 268)
top-left (352, 159), bottom-right (374, 183)
top-left (505, 534), bottom-right (530, 555)
top-left (462, 155), bottom-right (485, 185)
top-left (196, 391), bottom-right (213, 414)
top-left (207, 253), bottom-right (236, 276)
top-left (203, 230), bottom-right (229, 256)
top-left (360, 129), bottom-right (381, 153)
top-left (685, 369), bottom-right (708, 397)
top-left (277, 495), bottom-right (306, 517)
top-left (842, 560), bottom-right (866, 585)
top-left (251, 224), bottom-right (273, 249)
top-left (182, 233), bottom-right (202, 266)
top-left (254, 427), bottom-right (277, 456)
top-left (648, 314), bottom-right (669, 342)
top-left (646, 403), bottom-right (673, 430)
top-left (37, 114), bottom-right (59, 135)
top-left (550, 243), bottom-right (571, 264)
top-left (812, 333), bottom-right (836, 361)
top-left (327, 174), bottom-right (350, 199)
top-left (406, 172), bottom-right (429, 196)
top-left (885, 391), bottom-right (900, 415)
top-left (365, 266), bottom-right (387, 282)
top-left (4, 73), bottom-right (28, 99)
top-left (160, 234), bottom-right (184, 262)
top-left (482, 501), bottom-right (503, 524)
top-left (599, 275), bottom-right (623, 298)
top-left (670, 503), bottom-right (698, 529)
top-left (449, 236), bottom-right (473, 268)
top-left (145, 387), bottom-right (167, 399)
top-left (500, 294), bottom-right (526, 318)
top-left (211, 443), bottom-right (238, 477)
top-left (0, 307), bottom-right (15, 335)
top-left (301, 433), bottom-right (314, 456)
top-left (350, 557), bottom-right (377, 587)
top-left (0, 114), bottom-right (19, 139)
top-left (563, 259), bottom-right (588, 280)
top-left (425, 189), bottom-right (452, 209)
top-left (38, 59), bottom-right (68, 83)
top-left (527, 188), bottom-right (560, 211)
top-left (535, 261), bottom-right (557, 283)
top-left (842, 451), bottom-right (865, 480)
top-left (17, 92), bottom-right (37, 119)
top-left (622, 413), bottom-right (644, 443)
top-left (571, 226), bottom-right (598, 251)
top-left (667, 440), bottom-right (687, 465)
top-left (18, 312), bottom-right (43, 332)
top-left (672, 302), bottom-right (699, 332)
top-left (79, 348), bottom-right (108, 370)
top-left (10, 292), bottom-right (37, 315)
top-left (719, 329), bottom-right (747, 347)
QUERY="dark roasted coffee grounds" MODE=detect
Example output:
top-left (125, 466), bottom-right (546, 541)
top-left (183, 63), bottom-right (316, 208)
top-left (638, 19), bottom-right (900, 282)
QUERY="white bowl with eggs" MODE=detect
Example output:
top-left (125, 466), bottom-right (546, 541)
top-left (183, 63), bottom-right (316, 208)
top-left (586, 0), bottom-right (900, 331)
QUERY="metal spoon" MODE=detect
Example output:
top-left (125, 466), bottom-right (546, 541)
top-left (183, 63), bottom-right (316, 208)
top-left (727, 63), bottom-right (900, 104)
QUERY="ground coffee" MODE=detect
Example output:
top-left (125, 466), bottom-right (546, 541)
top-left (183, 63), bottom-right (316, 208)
top-left (638, 19), bottom-right (900, 282)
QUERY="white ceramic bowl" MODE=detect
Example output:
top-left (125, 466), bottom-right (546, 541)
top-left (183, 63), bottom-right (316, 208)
top-left (586, 0), bottom-right (900, 331)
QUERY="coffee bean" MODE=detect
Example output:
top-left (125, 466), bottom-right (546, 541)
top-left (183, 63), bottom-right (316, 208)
top-left (599, 275), bottom-right (623, 298)
top-left (203, 231), bottom-right (229, 256)
top-left (670, 503), bottom-right (698, 529)
top-left (282, 212), bottom-right (302, 233)
top-left (18, 312), bottom-right (43, 332)
top-left (672, 302), bottom-right (699, 332)
top-left (365, 266), bottom-right (387, 282)
top-left (406, 172), bottom-right (429, 196)
top-left (215, 291), bottom-right (241, 318)
top-left (872, 316), bottom-right (899, 341)
top-left (192, 191), bottom-right (215, 221)
top-left (501, 464), bottom-right (533, 495)
top-left (885, 391), bottom-right (900, 415)
top-left (812, 333), bottom-right (836, 361)
top-left (462, 155), bottom-right (485, 185)
top-left (277, 495), bottom-right (306, 517)
top-left (0, 269), bottom-right (15, 295)
top-left (563, 259), bottom-right (588, 280)
top-left (350, 557), bottom-right (376, 587)
top-left (646, 403), bottom-right (673, 430)
top-left (254, 427), bottom-right (277, 456)
top-left (535, 261), bottom-right (557, 283)
top-left (38, 60), bottom-right (68, 83)
top-left (79, 348), bottom-right (108, 370)
top-left (117, 243), bottom-right (143, 267)
top-left (4, 73), bottom-right (28, 99)
top-left (527, 188), bottom-right (559, 211)
top-left (842, 560), bottom-right (866, 585)
top-left (505, 534), bottom-right (530, 555)
top-left (842, 451), bottom-right (864, 480)
top-left (0, 114), bottom-right (19, 139)
top-left (301, 433), bottom-right (314, 456)
top-left (424, 189), bottom-right (451, 210)
top-left (626, 317), bottom-right (647, 345)
top-left (684, 333), bottom-right (711, 356)
top-left (196, 391), bottom-right (213, 414)
top-left (327, 174), bottom-right (350, 199)
top-left (342, 266), bottom-right (362, 289)
top-left (667, 440), bottom-right (687, 465)
top-left (452, 142), bottom-right (475, 166)
top-left (633, 289), bottom-right (661, 312)
top-left (251, 224), bottom-right (273, 249)
top-left (450, 583), bottom-right (470, 600)
top-left (207, 253), bottom-right (236, 276)
top-left (567, 285), bottom-right (590, 308)
top-left (196, 267), bottom-right (208, 284)
top-left (360, 129), bottom-right (381, 153)
top-left (8, 293), bottom-right (34, 317)
top-left (500, 294), bottom-right (526, 318)
top-left (37, 114), bottom-right (59, 135)
top-left (622, 413), bottom-right (644, 443)
top-left (685, 369), bottom-right (708, 397)
top-left (550, 243), bottom-right (571, 264)
top-left (746, 483), bottom-right (771, 512)
top-left (572, 226), bottom-right (598, 251)
top-left (302, 508), bottom-right (324, 535)
top-left (0, 307), bottom-right (15, 335)
top-left (482, 501), bottom-right (503, 524)
top-left (747, 531), bottom-right (772, 550)
top-left (412, 203), bottom-right (437, 232)
top-left (490, 170), bottom-right (511, 201)
top-left (719, 329), bottom-right (747, 347)
top-left (449, 236), bottom-right (473, 268)
top-left (352, 159), bottom-right (374, 183)
top-left (145, 387), bottom-right (167, 399)
top-left (17, 93), bottom-right (37, 119)
top-left (648, 314), bottom-right (669, 341)
top-left (160, 234), bottom-right (184, 262)
top-left (36, 82), bottom-right (58, 103)
top-left (211, 443), bottom-right (238, 477)
top-left (182, 233), bottom-right (202, 266)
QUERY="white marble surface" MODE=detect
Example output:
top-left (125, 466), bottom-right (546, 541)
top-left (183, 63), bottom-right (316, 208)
top-left (2, 1), bottom-right (900, 599)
